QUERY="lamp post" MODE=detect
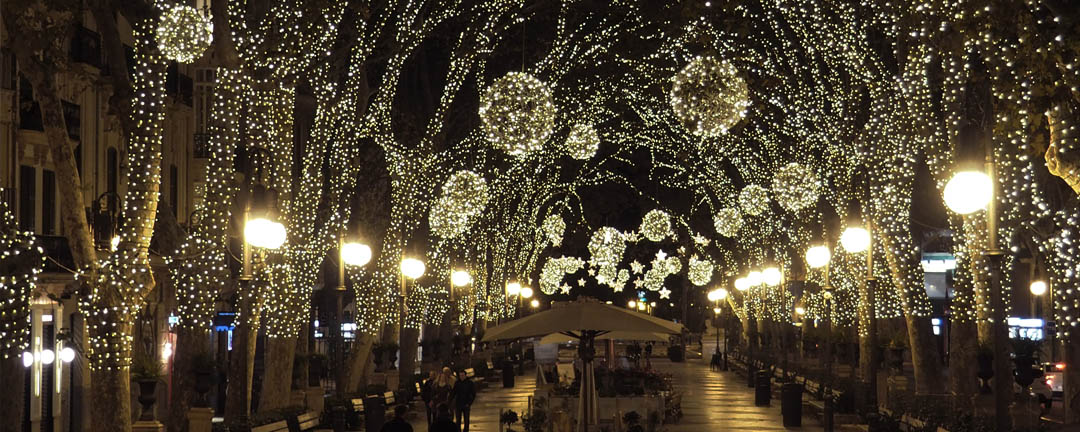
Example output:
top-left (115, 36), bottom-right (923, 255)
top-left (806, 244), bottom-right (833, 387)
top-left (943, 136), bottom-right (1011, 430)
top-left (520, 287), bottom-right (534, 316)
top-left (506, 282), bottom-right (522, 319)
top-left (332, 236), bottom-right (370, 398)
top-left (841, 222), bottom-right (877, 403)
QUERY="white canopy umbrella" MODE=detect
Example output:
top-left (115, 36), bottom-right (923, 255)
top-left (536, 331), bottom-right (671, 345)
top-left (482, 299), bottom-right (684, 431)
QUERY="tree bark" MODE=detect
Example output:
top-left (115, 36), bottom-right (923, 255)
top-left (343, 334), bottom-right (375, 394)
top-left (857, 277), bottom-right (877, 383)
top-left (1065, 333), bottom-right (1080, 424)
top-left (0, 356), bottom-right (26, 432)
top-left (167, 327), bottom-right (211, 432)
top-left (399, 327), bottom-right (420, 390)
top-left (226, 283), bottom-right (262, 428)
top-left (257, 337), bottom-right (297, 412)
top-left (1046, 99), bottom-right (1080, 196)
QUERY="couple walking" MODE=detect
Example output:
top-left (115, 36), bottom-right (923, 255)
top-left (421, 367), bottom-right (477, 432)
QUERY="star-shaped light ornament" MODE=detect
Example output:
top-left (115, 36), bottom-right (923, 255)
top-left (693, 234), bottom-right (710, 246)
top-left (560, 284), bottom-right (572, 295)
top-left (631, 260), bottom-right (644, 274)
top-left (659, 287), bottom-right (672, 299)
top-left (655, 249), bottom-right (667, 261)
top-left (633, 278), bottom-right (644, 288)
top-left (588, 268), bottom-right (597, 276)
top-left (578, 278), bottom-right (587, 287)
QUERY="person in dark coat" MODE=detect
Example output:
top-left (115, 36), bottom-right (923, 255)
top-left (421, 370), bottom-right (437, 425)
top-left (452, 371), bottom-right (477, 432)
top-left (380, 405), bottom-right (413, 432)
top-left (429, 403), bottom-right (461, 432)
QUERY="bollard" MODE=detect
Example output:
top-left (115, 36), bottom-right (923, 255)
top-left (502, 359), bottom-right (516, 388)
top-left (754, 370), bottom-right (771, 406)
top-left (823, 391), bottom-right (834, 432)
top-left (781, 382), bottom-right (803, 426)
top-left (363, 395), bottom-right (386, 432)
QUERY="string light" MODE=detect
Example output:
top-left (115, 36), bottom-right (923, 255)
top-left (156, 5), bottom-right (212, 63)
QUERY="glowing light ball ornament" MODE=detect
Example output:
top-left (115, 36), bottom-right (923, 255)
top-left (713, 207), bottom-right (743, 237)
top-left (543, 214), bottom-right (566, 247)
top-left (670, 56), bottom-right (750, 136)
top-left (480, 72), bottom-right (556, 156)
top-left (156, 5), bottom-right (213, 63)
top-left (772, 163), bottom-right (820, 212)
top-left (540, 256), bottom-right (584, 295)
top-left (565, 123), bottom-right (600, 160)
top-left (738, 185), bottom-right (770, 216)
top-left (943, 171), bottom-right (993, 214)
top-left (588, 227), bottom-right (627, 270)
top-left (639, 209), bottom-right (673, 242)
top-left (687, 256), bottom-right (715, 286)
top-left (429, 170), bottom-right (489, 239)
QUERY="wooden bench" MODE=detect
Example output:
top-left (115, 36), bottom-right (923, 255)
top-left (351, 397), bottom-right (365, 415)
top-left (250, 410), bottom-right (320, 432)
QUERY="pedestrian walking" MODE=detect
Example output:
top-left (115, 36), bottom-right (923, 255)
top-left (644, 342), bottom-right (654, 369)
top-left (380, 405), bottom-right (414, 432)
top-left (429, 403), bottom-right (461, 432)
top-left (453, 370), bottom-right (477, 432)
top-left (432, 366), bottom-right (456, 413)
top-left (421, 370), bottom-right (437, 425)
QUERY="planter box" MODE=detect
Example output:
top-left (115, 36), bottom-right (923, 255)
top-left (539, 391), bottom-right (664, 425)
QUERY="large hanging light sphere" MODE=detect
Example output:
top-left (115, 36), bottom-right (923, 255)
top-left (245, 218), bottom-right (286, 249)
top-left (639, 209), bottom-right (673, 242)
top-left (688, 256), bottom-right (715, 286)
top-left (451, 270), bottom-right (473, 287)
top-left (341, 242), bottom-right (372, 267)
top-left (480, 72), bottom-right (556, 156)
top-left (840, 227), bottom-right (871, 253)
top-left (669, 56), bottom-right (750, 137)
top-left (772, 163), bottom-right (820, 212)
top-left (746, 271), bottom-right (763, 286)
top-left (805, 245), bottom-right (831, 269)
top-left (565, 123), bottom-right (600, 160)
top-left (400, 258), bottom-right (426, 279)
top-left (762, 267), bottom-right (783, 286)
top-left (713, 207), bottom-right (743, 238)
top-left (430, 170), bottom-right (489, 239)
top-left (738, 185), bottom-right (770, 216)
top-left (734, 277), bottom-right (750, 291)
top-left (157, 5), bottom-right (213, 63)
top-left (943, 170), bottom-right (993, 214)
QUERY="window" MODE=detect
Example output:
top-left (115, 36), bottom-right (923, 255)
top-left (69, 26), bottom-right (102, 67)
top-left (42, 170), bottom-right (56, 235)
top-left (107, 147), bottom-right (119, 195)
top-left (170, 164), bottom-right (179, 217)
top-left (18, 75), bottom-right (43, 131)
top-left (1, 49), bottom-right (15, 90)
top-left (19, 166), bottom-right (35, 232)
top-left (62, 101), bottom-right (80, 141)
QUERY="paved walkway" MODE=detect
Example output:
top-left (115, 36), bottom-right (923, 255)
top-left (401, 342), bottom-right (821, 431)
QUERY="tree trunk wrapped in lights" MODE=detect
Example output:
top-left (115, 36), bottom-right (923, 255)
top-left (1047, 100), bottom-right (1080, 196)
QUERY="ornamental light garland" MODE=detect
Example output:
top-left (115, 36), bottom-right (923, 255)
top-left (156, 5), bottom-right (213, 63)
top-left (565, 123), bottom-right (600, 160)
top-left (0, 190), bottom-right (44, 359)
top-left (771, 162), bottom-right (820, 212)
top-left (738, 184), bottom-right (770, 216)
top-left (639, 209), bottom-right (673, 242)
top-left (669, 56), bottom-right (750, 137)
top-left (540, 256), bottom-right (585, 295)
top-left (480, 72), bottom-right (557, 156)
top-left (713, 207), bottom-right (743, 238)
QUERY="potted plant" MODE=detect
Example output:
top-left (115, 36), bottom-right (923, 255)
top-left (131, 353), bottom-right (163, 421)
top-left (384, 342), bottom-right (399, 369)
top-left (521, 398), bottom-right (548, 432)
top-left (623, 411), bottom-right (645, 432)
top-left (1012, 337), bottom-right (1041, 389)
top-left (371, 343), bottom-right (385, 370)
top-left (190, 351), bottom-right (217, 407)
top-left (500, 409), bottom-right (520, 432)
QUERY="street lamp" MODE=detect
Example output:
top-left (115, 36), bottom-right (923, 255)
top-left (400, 258), bottom-right (426, 279)
top-left (1030, 280), bottom-right (1048, 296)
top-left (451, 270), bottom-right (473, 288)
top-left (506, 282), bottom-right (522, 297)
top-left (943, 171), bottom-right (993, 215)
top-left (341, 242), bottom-right (372, 267)
top-left (806, 245), bottom-right (831, 269)
top-left (520, 287), bottom-right (534, 299)
top-left (332, 236), bottom-right (370, 397)
top-left (840, 227), bottom-right (870, 253)
top-left (530, 299), bottom-right (540, 308)
top-left (762, 267), bottom-right (783, 287)
top-left (734, 277), bottom-right (750, 291)
top-left (746, 270), bottom-right (763, 287)
top-left (628, 300), bottom-right (637, 309)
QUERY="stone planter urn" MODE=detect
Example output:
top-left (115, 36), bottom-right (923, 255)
top-left (137, 380), bottom-right (159, 421)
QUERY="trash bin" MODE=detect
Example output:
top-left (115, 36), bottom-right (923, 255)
top-left (502, 359), bottom-right (515, 388)
top-left (363, 396), bottom-right (385, 432)
top-left (754, 370), bottom-right (771, 406)
top-left (781, 382), bottom-right (803, 426)
top-left (823, 393), bottom-right (834, 432)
